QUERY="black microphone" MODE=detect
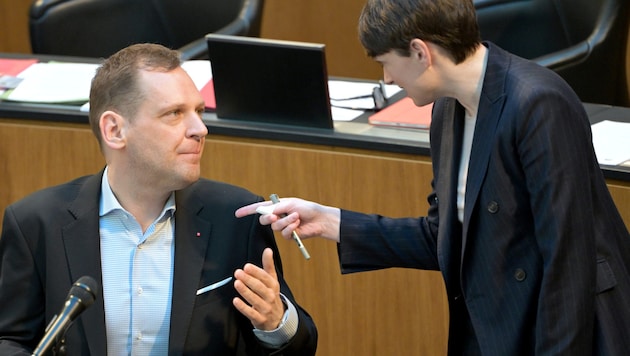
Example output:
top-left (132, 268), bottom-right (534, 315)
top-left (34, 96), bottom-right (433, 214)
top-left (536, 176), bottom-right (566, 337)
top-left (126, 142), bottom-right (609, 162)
top-left (31, 276), bottom-right (99, 356)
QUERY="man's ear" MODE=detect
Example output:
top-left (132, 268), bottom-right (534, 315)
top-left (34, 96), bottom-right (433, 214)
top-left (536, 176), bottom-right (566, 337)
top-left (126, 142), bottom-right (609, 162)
top-left (409, 38), bottom-right (432, 66)
top-left (99, 111), bottom-right (127, 150)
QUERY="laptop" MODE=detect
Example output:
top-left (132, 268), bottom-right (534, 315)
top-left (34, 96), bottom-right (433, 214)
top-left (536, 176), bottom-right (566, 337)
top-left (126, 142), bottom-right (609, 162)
top-left (205, 34), bottom-right (333, 129)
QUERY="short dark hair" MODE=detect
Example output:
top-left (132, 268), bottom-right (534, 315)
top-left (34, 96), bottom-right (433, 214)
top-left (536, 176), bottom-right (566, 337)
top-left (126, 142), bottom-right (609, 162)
top-left (358, 0), bottom-right (481, 63)
top-left (88, 43), bottom-right (181, 146)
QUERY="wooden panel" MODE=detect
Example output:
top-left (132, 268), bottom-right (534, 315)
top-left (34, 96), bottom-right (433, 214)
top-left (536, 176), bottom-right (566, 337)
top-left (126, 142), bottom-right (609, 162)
top-left (3, 118), bottom-right (630, 355)
top-left (0, 0), bottom-right (32, 53)
top-left (0, 119), bottom-right (449, 355)
top-left (201, 136), bottom-right (449, 355)
top-left (608, 180), bottom-right (630, 227)
top-left (0, 120), bottom-right (104, 206)
top-left (260, 0), bottom-right (382, 80)
top-left (3, 0), bottom-right (628, 87)
top-left (0, 0), bottom-right (382, 79)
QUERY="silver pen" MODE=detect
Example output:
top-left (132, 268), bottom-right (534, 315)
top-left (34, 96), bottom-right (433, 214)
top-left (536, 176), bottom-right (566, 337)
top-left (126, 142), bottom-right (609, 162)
top-left (270, 194), bottom-right (311, 260)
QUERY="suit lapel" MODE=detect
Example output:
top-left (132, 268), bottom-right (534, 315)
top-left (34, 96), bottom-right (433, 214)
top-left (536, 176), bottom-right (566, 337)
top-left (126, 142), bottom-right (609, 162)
top-left (462, 43), bottom-right (507, 242)
top-left (435, 98), bottom-right (465, 289)
top-left (61, 173), bottom-right (213, 355)
top-left (63, 171), bottom-right (107, 355)
top-left (168, 189), bottom-right (213, 355)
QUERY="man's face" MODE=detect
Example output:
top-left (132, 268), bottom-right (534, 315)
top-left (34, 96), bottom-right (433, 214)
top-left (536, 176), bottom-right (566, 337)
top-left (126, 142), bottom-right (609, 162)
top-left (123, 67), bottom-right (208, 192)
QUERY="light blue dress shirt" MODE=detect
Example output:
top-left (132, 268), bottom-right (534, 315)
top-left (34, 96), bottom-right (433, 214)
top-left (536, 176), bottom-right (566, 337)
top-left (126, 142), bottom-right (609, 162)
top-left (100, 170), bottom-right (175, 355)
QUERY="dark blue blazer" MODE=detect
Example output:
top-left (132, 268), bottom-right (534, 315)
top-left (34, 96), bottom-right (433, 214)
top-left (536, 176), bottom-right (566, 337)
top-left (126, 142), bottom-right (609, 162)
top-left (0, 171), bottom-right (317, 355)
top-left (338, 43), bottom-right (630, 355)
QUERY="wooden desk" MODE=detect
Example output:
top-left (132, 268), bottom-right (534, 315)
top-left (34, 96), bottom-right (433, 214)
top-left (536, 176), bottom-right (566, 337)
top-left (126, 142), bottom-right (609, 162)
top-left (2, 112), bottom-right (630, 355)
top-left (0, 118), bottom-right (449, 355)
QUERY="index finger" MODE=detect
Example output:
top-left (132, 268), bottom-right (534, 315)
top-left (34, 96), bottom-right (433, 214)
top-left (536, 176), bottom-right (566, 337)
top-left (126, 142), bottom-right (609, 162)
top-left (235, 201), bottom-right (271, 218)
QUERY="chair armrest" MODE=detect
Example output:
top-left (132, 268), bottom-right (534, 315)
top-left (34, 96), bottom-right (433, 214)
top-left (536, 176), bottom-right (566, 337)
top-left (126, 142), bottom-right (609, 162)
top-left (178, 18), bottom-right (250, 60)
top-left (179, 0), bottom-right (264, 60)
top-left (534, 42), bottom-right (590, 70)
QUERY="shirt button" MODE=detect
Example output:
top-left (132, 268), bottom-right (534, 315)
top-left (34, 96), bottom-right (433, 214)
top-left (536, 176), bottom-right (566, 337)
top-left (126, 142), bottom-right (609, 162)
top-left (514, 268), bottom-right (527, 281)
top-left (137, 287), bottom-right (143, 295)
top-left (136, 332), bottom-right (143, 340)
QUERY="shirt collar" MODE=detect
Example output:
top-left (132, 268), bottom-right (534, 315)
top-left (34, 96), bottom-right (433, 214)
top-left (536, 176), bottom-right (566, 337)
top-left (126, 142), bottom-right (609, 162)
top-left (99, 166), bottom-right (176, 219)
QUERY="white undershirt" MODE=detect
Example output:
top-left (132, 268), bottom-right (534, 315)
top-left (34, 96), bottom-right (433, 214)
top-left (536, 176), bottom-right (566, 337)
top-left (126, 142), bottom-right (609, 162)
top-left (457, 113), bottom-right (477, 223)
top-left (456, 45), bottom-right (488, 224)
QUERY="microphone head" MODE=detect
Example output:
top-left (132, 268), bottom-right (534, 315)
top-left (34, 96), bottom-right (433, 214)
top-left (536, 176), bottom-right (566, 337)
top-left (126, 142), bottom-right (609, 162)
top-left (67, 276), bottom-right (99, 308)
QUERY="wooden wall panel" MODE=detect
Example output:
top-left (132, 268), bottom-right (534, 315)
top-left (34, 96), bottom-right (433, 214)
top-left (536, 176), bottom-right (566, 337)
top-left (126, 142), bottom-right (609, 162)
top-left (0, 0), bottom-right (32, 53)
top-left (0, 120), bottom-right (104, 207)
top-left (0, 0), bottom-right (381, 79)
top-left (3, 119), bottom-right (630, 355)
top-left (260, 0), bottom-right (381, 80)
top-left (0, 119), bottom-right (450, 355)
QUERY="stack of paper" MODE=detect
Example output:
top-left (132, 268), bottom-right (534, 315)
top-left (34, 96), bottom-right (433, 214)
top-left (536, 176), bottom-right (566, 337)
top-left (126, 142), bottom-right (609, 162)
top-left (591, 120), bottom-right (630, 166)
top-left (3, 62), bottom-right (99, 104)
top-left (0, 58), bottom-right (38, 96)
top-left (181, 60), bottom-right (215, 109)
top-left (328, 80), bottom-right (403, 121)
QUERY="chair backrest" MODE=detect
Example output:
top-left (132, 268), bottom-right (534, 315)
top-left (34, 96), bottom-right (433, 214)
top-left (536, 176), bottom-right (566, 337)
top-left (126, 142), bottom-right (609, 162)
top-left (29, 0), bottom-right (265, 59)
top-left (476, 0), bottom-right (629, 106)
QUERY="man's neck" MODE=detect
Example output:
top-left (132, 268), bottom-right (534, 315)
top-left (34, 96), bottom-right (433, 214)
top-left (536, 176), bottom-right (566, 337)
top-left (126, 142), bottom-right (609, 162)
top-left (106, 166), bottom-right (172, 232)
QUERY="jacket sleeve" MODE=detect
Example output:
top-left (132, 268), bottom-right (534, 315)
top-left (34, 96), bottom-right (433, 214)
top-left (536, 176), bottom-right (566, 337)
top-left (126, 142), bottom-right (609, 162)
top-left (0, 205), bottom-right (46, 354)
top-left (515, 85), bottom-right (598, 354)
top-left (247, 207), bottom-right (318, 356)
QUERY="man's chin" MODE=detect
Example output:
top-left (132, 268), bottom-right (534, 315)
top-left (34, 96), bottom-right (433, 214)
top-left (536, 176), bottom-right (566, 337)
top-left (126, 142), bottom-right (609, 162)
top-left (174, 169), bottom-right (201, 190)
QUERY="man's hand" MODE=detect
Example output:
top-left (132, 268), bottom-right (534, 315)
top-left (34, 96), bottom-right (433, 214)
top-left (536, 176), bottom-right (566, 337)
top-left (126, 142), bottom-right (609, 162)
top-left (233, 248), bottom-right (285, 330)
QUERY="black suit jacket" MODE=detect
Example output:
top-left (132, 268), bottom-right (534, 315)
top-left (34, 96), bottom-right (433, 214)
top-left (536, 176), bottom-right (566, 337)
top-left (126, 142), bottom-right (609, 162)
top-left (0, 171), bottom-right (317, 355)
top-left (337, 43), bottom-right (630, 355)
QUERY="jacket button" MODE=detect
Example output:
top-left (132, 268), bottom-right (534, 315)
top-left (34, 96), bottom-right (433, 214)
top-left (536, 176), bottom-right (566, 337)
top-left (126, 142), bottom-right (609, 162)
top-left (514, 268), bottom-right (526, 281)
top-left (487, 201), bottom-right (499, 213)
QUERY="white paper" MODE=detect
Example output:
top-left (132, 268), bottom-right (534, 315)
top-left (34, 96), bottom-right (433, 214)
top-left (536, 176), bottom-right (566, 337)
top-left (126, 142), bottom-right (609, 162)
top-left (328, 80), bottom-right (402, 110)
top-left (328, 80), bottom-right (401, 100)
top-left (328, 80), bottom-right (378, 100)
top-left (331, 106), bottom-right (365, 122)
top-left (182, 60), bottom-right (213, 90)
top-left (591, 120), bottom-right (630, 166)
top-left (7, 62), bottom-right (99, 103)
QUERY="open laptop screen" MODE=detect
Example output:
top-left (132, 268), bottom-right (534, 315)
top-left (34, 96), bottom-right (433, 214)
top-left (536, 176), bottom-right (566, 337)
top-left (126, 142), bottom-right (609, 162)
top-left (205, 34), bottom-right (333, 129)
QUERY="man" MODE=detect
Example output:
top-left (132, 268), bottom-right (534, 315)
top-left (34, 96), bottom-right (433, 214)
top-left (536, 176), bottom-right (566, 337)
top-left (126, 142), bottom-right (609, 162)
top-left (0, 43), bottom-right (317, 355)
top-left (236, 0), bottom-right (630, 354)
